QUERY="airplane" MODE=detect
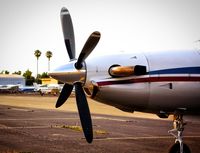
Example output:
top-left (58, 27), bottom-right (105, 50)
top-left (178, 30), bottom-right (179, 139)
top-left (18, 85), bottom-right (35, 93)
top-left (49, 7), bottom-right (200, 153)
top-left (0, 82), bottom-right (39, 93)
top-left (33, 83), bottom-right (61, 95)
top-left (0, 84), bottom-right (19, 93)
top-left (0, 84), bottom-right (36, 93)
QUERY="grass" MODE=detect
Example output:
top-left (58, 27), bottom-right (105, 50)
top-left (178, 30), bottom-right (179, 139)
top-left (62, 125), bottom-right (82, 132)
top-left (57, 124), bottom-right (108, 135)
top-left (94, 129), bottom-right (108, 135)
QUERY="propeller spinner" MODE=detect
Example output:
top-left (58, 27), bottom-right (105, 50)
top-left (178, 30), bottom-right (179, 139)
top-left (49, 7), bottom-right (101, 143)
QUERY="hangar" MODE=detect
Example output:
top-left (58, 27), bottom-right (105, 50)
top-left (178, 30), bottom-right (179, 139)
top-left (0, 74), bottom-right (25, 86)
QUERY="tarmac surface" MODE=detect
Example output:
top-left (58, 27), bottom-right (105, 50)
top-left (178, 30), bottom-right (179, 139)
top-left (0, 96), bottom-right (200, 153)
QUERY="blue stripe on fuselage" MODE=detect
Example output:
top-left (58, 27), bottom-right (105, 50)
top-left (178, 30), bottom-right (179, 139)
top-left (148, 67), bottom-right (200, 75)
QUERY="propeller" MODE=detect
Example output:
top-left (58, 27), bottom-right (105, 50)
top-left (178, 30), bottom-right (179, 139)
top-left (60, 7), bottom-right (75, 60)
top-left (55, 83), bottom-right (73, 108)
top-left (75, 31), bottom-right (101, 69)
top-left (51, 7), bottom-right (101, 143)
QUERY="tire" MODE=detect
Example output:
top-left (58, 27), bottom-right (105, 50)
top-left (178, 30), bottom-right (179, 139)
top-left (169, 143), bottom-right (191, 153)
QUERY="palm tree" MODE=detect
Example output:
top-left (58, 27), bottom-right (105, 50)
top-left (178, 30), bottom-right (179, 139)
top-left (46, 51), bottom-right (53, 71)
top-left (34, 50), bottom-right (42, 79)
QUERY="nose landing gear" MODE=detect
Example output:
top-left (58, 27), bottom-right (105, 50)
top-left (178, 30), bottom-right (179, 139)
top-left (168, 111), bottom-right (191, 153)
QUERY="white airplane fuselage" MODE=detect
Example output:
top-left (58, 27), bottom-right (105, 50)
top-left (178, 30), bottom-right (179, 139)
top-left (82, 50), bottom-right (200, 114)
top-left (49, 7), bottom-right (200, 147)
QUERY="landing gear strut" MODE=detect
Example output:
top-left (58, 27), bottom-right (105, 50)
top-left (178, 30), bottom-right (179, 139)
top-left (168, 111), bottom-right (191, 153)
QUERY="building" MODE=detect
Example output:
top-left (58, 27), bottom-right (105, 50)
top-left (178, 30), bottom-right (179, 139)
top-left (40, 77), bottom-right (58, 85)
top-left (0, 74), bottom-right (25, 86)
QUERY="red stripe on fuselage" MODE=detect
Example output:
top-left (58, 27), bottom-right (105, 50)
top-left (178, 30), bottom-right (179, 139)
top-left (97, 76), bottom-right (200, 86)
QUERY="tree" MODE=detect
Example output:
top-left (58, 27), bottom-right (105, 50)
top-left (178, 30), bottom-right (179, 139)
top-left (34, 50), bottom-right (42, 79)
top-left (46, 51), bottom-right (53, 71)
top-left (23, 69), bottom-right (32, 79)
top-left (5, 70), bottom-right (9, 74)
top-left (23, 69), bottom-right (35, 86)
top-left (0, 70), bottom-right (10, 74)
top-left (41, 72), bottom-right (49, 78)
top-left (0, 70), bottom-right (4, 74)
top-left (12, 71), bottom-right (21, 75)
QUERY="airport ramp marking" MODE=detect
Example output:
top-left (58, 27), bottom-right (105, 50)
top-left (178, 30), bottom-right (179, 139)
top-left (95, 135), bottom-right (200, 141)
top-left (0, 125), bottom-right (53, 129)
top-left (0, 116), bottom-right (129, 122)
top-left (0, 117), bottom-right (79, 121)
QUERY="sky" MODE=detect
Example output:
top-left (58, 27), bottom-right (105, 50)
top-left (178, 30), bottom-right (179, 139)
top-left (0, 0), bottom-right (200, 76)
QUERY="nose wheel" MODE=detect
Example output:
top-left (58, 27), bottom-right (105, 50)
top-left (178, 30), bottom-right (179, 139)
top-left (168, 111), bottom-right (191, 153)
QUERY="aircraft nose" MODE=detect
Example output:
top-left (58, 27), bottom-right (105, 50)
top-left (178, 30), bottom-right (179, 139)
top-left (48, 61), bottom-right (86, 85)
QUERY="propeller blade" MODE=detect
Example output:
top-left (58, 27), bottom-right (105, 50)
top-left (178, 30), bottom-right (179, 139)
top-left (74, 82), bottom-right (93, 143)
top-left (56, 83), bottom-right (73, 108)
top-left (61, 7), bottom-right (76, 60)
top-left (75, 31), bottom-right (101, 69)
